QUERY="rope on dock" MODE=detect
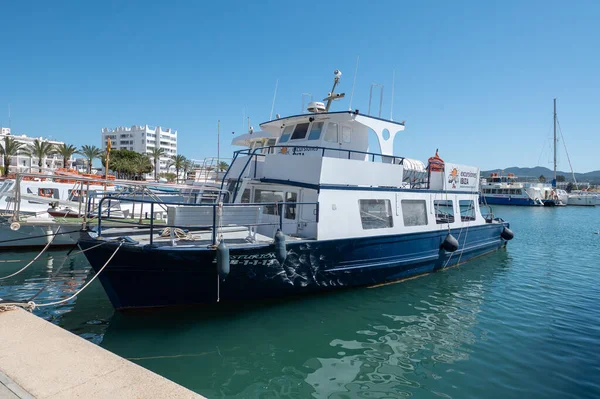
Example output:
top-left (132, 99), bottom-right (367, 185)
top-left (0, 242), bottom-right (123, 311)
top-left (0, 227), bottom-right (61, 281)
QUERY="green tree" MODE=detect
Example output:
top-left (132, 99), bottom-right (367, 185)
top-left (80, 145), bottom-right (103, 173)
top-left (183, 158), bottom-right (193, 181)
top-left (0, 137), bottom-right (25, 177)
top-left (539, 175), bottom-right (546, 183)
top-left (23, 139), bottom-right (55, 173)
top-left (55, 143), bottom-right (79, 169)
top-left (218, 161), bottom-right (229, 172)
top-left (101, 149), bottom-right (152, 179)
top-left (168, 154), bottom-right (187, 184)
top-left (556, 175), bottom-right (566, 182)
top-left (149, 147), bottom-right (166, 181)
top-left (159, 172), bottom-right (177, 183)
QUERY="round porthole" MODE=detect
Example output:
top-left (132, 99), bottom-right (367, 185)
top-left (382, 129), bottom-right (390, 141)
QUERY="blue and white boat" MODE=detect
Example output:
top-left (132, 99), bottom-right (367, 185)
top-left (480, 174), bottom-right (568, 206)
top-left (78, 70), bottom-right (514, 310)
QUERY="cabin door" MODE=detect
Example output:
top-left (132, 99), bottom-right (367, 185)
top-left (324, 122), bottom-right (345, 158)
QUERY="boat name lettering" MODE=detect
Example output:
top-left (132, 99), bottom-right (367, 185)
top-left (212, 253), bottom-right (277, 266)
top-left (287, 147), bottom-right (320, 155)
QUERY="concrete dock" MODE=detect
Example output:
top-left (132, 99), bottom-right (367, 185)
top-left (0, 308), bottom-right (205, 398)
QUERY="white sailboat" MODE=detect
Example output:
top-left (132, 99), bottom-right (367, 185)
top-left (552, 99), bottom-right (596, 207)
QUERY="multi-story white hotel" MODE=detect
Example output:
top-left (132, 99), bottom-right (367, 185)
top-left (0, 127), bottom-right (67, 173)
top-left (100, 125), bottom-right (178, 177)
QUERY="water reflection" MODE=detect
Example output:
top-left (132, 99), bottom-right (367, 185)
top-left (99, 249), bottom-right (511, 398)
top-left (0, 249), bottom-right (113, 334)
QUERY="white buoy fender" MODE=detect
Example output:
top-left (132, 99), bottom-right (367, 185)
top-left (216, 241), bottom-right (230, 279)
top-left (274, 229), bottom-right (287, 264)
top-left (501, 227), bottom-right (514, 240)
top-left (441, 233), bottom-right (459, 252)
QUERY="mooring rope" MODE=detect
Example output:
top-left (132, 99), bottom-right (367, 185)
top-left (0, 227), bottom-right (61, 281)
top-left (159, 227), bottom-right (195, 241)
top-left (0, 242), bottom-right (122, 312)
top-left (27, 241), bottom-right (108, 301)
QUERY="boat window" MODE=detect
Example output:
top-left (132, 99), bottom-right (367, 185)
top-left (308, 122), bottom-right (324, 140)
top-left (434, 200), bottom-right (455, 224)
top-left (359, 199), bottom-right (394, 229)
top-left (342, 126), bottom-right (351, 143)
top-left (255, 189), bottom-right (284, 215)
top-left (241, 189), bottom-right (251, 203)
top-left (459, 200), bottom-right (476, 221)
top-left (68, 189), bottom-right (86, 201)
top-left (279, 125), bottom-right (294, 144)
top-left (401, 200), bottom-right (428, 226)
top-left (38, 188), bottom-right (58, 199)
top-left (285, 192), bottom-right (297, 220)
top-left (491, 189), bottom-right (497, 194)
top-left (291, 123), bottom-right (310, 140)
top-left (265, 138), bottom-right (277, 154)
top-left (324, 122), bottom-right (339, 143)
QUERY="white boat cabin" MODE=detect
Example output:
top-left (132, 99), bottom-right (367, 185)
top-left (225, 73), bottom-right (485, 243)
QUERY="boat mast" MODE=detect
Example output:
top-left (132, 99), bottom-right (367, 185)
top-left (553, 98), bottom-right (557, 188)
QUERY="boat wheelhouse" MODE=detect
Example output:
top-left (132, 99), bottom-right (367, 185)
top-left (79, 70), bottom-right (513, 310)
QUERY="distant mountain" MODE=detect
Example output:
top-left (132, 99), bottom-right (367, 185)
top-left (481, 166), bottom-right (600, 183)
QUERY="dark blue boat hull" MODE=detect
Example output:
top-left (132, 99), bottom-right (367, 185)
top-left (481, 196), bottom-right (539, 206)
top-left (79, 223), bottom-right (509, 310)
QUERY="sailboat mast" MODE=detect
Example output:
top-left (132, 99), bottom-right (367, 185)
top-left (553, 98), bottom-right (557, 188)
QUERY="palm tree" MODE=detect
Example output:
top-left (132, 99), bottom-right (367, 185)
top-left (218, 161), bottom-right (229, 172)
top-left (55, 143), bottom-right (79, 169)
top-left (80, 145), bottom-right (103, 173)
top-left (168, 154), bottom-right (187, 184)
top-left (149, 147), bottom-right (166, 181)
top-left (23, 139), bottom-right (55, 173)
top-left (0, 137), bottom-right (25, 177)
top-left (183, 158), bottom-right (193, 182)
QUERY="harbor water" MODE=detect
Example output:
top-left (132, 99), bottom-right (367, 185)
top-left (1, 206), bottom-right (599, 398)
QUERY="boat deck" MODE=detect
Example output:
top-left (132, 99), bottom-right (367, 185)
top-left (96, 225), bottom-right (304, 248)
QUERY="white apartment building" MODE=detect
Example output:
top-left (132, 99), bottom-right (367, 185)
top-left (101, 125), bottom-right (177, 177)
top-left (0, 128), bottom-right (67, 173)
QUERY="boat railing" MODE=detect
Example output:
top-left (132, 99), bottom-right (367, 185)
top-left (95, 196), bottom-right (320, 246)
top-left (9, 172), bottom-right (232, 221)
top-left (222, 145), bottom-right (406, 202)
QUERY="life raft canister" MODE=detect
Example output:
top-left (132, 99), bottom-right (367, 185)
top-left (428, 149), bottom-right (445, 172)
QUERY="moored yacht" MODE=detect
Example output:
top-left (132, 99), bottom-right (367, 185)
top-left (480, 173), bottom-right (567, 206)
top-left (78, 70), bottom-right (514, 310)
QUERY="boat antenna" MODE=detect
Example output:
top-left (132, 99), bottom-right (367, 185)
top-left (324, 70), bottom-right (345, 112)
top-left (270, 79), bottom-right (279, 121)
top-left (348, 56), bottom-right (359, 111)
top-left (368, 84), bottom-right (384, 117)
top-left (390, 69), bottom-right (395, 121)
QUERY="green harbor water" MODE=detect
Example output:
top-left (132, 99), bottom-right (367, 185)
top-left (1, 206), bottom-right (600, 398)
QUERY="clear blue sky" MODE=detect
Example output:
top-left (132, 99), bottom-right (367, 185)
top-left (1, 0), bottom-right (598, 171)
